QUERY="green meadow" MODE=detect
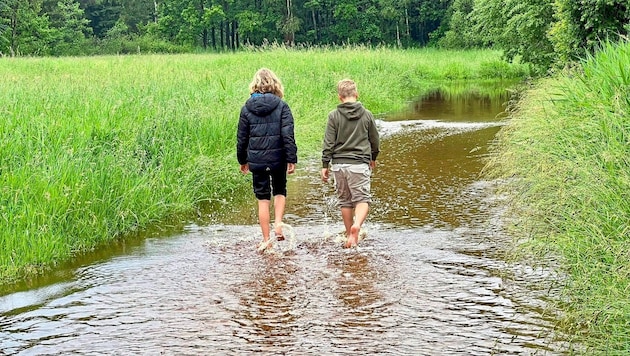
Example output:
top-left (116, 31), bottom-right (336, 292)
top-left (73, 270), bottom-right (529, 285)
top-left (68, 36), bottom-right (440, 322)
top-left (0, 47), bottom-right (528, 284)
top-left (485, 41), bottom-right (630, 353)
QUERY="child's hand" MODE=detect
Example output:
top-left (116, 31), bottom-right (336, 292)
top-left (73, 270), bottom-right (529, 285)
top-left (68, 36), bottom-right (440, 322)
top-left (240, 164), bottom-right (250, 174)
top-left (287, 163), bottom-right (296, 174)
top-left (321, 168), bottom-right (329, 182)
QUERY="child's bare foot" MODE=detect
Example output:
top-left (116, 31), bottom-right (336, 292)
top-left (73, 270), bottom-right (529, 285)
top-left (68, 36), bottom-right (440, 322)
top-left (344, 225), bottom-right (360, 248)
top-left (257, 238), bottom-right (272, 252)
top-left (274, 223), bottom-right (284, 241)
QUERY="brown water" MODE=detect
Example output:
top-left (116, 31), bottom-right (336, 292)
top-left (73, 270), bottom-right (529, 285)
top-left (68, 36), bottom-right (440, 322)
top-left (0, 88), bottom-right (574, 355)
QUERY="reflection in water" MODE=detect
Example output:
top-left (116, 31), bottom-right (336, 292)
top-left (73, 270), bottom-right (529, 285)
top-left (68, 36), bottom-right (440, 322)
top-left (372, 126), bottom-right (501, 229)
top-left (232, 255), bottom-right (301, 352)
top-left (0, 86), bottom-right (577, 355)
top-left (390, 86), bottom-right (512, 123)
top-left (331, 253), bottom-right (381, 310)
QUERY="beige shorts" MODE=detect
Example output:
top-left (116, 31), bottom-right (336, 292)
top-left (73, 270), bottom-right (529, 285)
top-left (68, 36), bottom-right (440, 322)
top-left (332, 163), bottom-right (372, 208)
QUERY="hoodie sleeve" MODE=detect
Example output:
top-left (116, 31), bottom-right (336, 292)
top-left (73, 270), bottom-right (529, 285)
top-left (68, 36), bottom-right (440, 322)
top-left (236, 106), bottom-right (250, 165)
top-left (321, 111), bottom-right (337, 168)
top-left (281, 102), bottom-right (298, 164)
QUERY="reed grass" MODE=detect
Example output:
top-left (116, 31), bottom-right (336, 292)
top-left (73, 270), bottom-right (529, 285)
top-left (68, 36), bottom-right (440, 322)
top-left (484, 40), bottom-right (630, 353)
top-left (0, 47), bottom-right (528, 284)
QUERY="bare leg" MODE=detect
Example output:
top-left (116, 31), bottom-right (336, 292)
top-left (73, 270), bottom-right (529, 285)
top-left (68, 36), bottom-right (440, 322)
top-left (258, 199), bottom-right (271, 241)
top-left (346, 202), bottom-right (369, 248)
top-left (341, 206), bottom-right (354, 240)
top-left (273, 194), bottom-right (286, 239)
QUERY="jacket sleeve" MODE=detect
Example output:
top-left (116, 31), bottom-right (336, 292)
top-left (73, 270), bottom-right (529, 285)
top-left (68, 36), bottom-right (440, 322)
top-left (321, 112), bottom-right (337, 168)
top-left (236, 107), bottom-right (249, 165)
top-left (281, 103), bottom-right (298, 164)
top-left (368, 114), bottom-right (380, 161)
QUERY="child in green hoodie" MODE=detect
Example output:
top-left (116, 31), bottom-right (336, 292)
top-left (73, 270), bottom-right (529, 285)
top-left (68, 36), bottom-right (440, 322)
top-left (321, 79), bottom-right (380, 248)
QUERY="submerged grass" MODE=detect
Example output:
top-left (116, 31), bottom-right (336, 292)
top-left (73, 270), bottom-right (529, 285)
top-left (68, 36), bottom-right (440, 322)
top-left (0, 47), bottom-right (528, 285)
top-left (485, 41), bottom-right (630, 353)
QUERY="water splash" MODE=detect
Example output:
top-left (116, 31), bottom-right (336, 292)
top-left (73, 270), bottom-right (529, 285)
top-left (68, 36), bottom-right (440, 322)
top-left (318, 183), bottom-right (371, 247)
top-left (252, 222), bottom-right (371, 254)
top-left (256, 222), bottom-right (298, 254)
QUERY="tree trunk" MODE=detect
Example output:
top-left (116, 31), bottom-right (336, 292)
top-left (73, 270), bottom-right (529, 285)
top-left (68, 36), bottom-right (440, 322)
top-left (9, 1), bottom-right (18, 57)
top-left (201, 0), bottom-right (207, 48)
top-left (231, 20), bottom-right (237, 50)
top-left (220, 21), bottom-right (225, 49)
top-left (211, 26), bottom-right (216, 49)
top-left (285, 0), bottom-right (294, 46)
top-left (405, 8), bottom-right (410, 38)
top-left (311, 9), bottom-right (317, 41)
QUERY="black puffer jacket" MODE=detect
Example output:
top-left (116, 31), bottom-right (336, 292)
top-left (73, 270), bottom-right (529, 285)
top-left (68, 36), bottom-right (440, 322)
top-left (237, 93), bottom-right (298, 172)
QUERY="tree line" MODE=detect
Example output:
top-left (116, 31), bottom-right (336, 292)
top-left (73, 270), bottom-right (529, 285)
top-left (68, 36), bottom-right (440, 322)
top-left (1, 0), bottom-right (628, 71)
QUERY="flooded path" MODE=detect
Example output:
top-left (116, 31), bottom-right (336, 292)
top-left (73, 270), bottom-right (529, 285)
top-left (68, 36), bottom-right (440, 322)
top-left (0, 88), bottom-right (572, 355)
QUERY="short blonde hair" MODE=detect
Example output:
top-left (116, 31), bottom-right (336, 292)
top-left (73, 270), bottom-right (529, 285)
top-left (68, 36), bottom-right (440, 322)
top-left (337, 79), bottom-right (358, 99)
top-left (249, 68), bottom-right (284, 98)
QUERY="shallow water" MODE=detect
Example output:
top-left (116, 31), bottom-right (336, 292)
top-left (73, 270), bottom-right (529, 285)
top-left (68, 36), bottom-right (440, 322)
top-left (0, 88), bottom-right (573, 355)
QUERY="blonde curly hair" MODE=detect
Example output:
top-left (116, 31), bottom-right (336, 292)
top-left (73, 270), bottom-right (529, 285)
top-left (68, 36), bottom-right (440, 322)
top-left (249, 68), bottom-right (285, 98)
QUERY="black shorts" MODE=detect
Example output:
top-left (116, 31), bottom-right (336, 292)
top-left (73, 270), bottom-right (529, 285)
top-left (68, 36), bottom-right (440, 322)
top-left (251, 165), bottom-right (287, 200)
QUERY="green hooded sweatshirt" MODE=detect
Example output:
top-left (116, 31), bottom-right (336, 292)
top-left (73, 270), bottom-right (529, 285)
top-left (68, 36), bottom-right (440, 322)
top-left (322, 101), bottom-right (380, 168)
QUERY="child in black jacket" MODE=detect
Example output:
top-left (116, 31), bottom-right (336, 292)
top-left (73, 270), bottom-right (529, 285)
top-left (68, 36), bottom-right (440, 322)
top-left (237, 68), bottom-right (297, 249)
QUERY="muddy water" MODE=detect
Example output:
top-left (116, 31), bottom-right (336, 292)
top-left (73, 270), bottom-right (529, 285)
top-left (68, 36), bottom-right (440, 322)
top-left (0, 88), bottom-right (573, 355)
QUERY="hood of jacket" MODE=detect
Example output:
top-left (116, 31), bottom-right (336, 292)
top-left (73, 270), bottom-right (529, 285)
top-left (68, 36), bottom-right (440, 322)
top-left (336, 101), bottom-right (366, 121)
top-left (245, 93), bottom-right (281, 116)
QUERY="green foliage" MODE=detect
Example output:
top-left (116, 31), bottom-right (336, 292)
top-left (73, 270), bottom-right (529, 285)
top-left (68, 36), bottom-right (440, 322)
top-left (82, 0), bottom-right (123, 38)
top-left (93, 33), bottom-right (194, 55)
top-left (438, 0), bottom-right (482, 49)
top-left (235, 10), bottom-right (262, 44)
top-left (0, 0), bottom-right (93, 56)
top-left (118, 0), bottom-right (156, 34)
top-left (471, 0), bottom-right (630, 71)
top-left (549, 0), bottom-right (630, 65)
top-left (485, 40), bottom-right (630, 353)
top-left (2, 0), bottom-right (460, 55)
top-left (0, 1), bottom-right (9, 37)
top-left (478, 59), bottom-right (528, 78)
top-left (48, 0), bottom-right (92, 56)
top-left (0, 0), bottom-right (54, 56)
top-left (412, 0), bottom-right (453, 46)
top-left (472, 0), bottom-right (555, 72)
top-left (3, 0), bottom-right (628, 64)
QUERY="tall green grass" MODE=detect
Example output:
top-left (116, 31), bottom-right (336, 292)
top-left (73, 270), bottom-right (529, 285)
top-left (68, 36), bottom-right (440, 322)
top-left (485, 41), bottom-right (629, 353)
top-left (0, 47), bottom-right (528, 284)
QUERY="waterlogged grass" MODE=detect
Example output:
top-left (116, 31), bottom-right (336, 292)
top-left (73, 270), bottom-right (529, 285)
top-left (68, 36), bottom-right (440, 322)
top-left (0, 48), bottom-right (528, 284)
top-left (485, 41), bottom-right (629, 352)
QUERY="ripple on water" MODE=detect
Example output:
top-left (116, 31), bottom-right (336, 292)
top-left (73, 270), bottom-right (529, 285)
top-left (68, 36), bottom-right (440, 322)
top-left (2, 220), bottom-right (575, 355)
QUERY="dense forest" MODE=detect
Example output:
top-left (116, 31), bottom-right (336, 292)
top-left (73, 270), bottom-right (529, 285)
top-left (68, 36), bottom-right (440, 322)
top-left (1, 0), bottom-right (629, 71)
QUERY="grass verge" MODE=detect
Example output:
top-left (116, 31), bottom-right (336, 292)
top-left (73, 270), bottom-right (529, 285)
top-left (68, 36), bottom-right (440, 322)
top-left (484, 40), bottom-right (629, 353)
